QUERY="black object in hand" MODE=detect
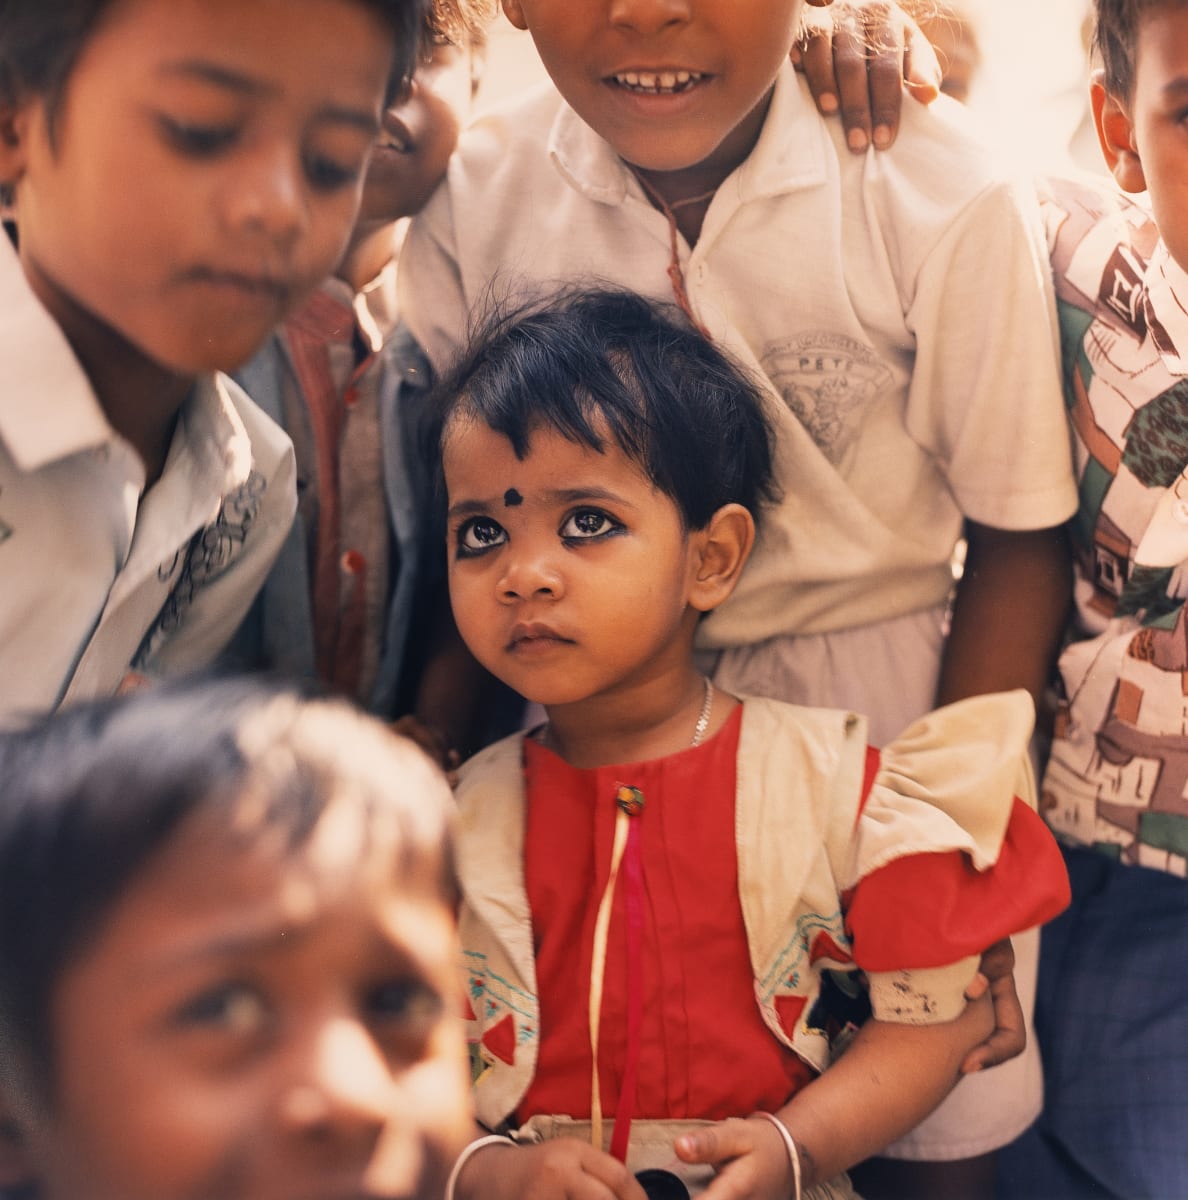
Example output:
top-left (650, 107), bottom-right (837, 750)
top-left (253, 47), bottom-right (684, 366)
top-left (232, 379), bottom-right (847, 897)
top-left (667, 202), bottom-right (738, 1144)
top-left (634, 1169), bottom-right (691, 1200)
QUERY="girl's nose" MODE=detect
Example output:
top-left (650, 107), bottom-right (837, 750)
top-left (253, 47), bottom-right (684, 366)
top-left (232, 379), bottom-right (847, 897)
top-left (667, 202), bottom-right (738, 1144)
top-left (609, 0), bottom-right (692, 34)
top-left (498, 547), bottom-right (564, 602)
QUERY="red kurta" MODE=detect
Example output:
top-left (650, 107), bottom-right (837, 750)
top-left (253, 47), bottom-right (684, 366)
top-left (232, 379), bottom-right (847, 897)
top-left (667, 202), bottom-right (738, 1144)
top-left (518, 701), bottom-right (1067, 1125)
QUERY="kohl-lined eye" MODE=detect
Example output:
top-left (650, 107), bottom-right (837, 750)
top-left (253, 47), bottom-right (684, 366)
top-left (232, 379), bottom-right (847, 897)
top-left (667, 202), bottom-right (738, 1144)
top-left (456, 516), bottom-right (507, 556)
top-left (560, 509), bottom-right (622, 541)
top-left (174, 982), bottom-right (268, 1035)
top-left (157, 115), bottom-right (238, 157)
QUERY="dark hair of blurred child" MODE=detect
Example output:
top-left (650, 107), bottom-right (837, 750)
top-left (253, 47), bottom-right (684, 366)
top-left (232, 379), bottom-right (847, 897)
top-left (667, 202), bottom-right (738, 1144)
top-left (0, 674), bottom-right (473, 1200)
top-left (433, 287), bottom-right (1070, 1200)
top-left (0, 0), bottom-right (427, 725)
top-left (229, 0), bottom-right (506, 766)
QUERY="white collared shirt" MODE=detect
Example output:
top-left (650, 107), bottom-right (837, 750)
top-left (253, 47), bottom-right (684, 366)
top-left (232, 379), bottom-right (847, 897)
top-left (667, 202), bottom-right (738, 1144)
top-left (401, 63), bottom-right (1077, 645)
top-left (0, 235), bottom-right (296, 726)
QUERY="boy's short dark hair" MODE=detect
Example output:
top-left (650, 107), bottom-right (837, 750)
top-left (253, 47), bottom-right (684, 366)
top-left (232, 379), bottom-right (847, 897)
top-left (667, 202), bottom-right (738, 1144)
top-left (0, 675), bottom-right (452, 1105)
top-left (0, 0), bottom-right (430, 122)
top-left (424, 0), bottom-right (496, 52)
top-left (434, 287), bottom-right (779, 530)
top-left (1095, 0), bottom-right (1162, 97)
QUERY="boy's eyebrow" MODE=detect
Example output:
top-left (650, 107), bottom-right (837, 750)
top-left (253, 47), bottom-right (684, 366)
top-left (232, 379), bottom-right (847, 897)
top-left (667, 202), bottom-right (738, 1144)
top-left (137, 921), bottom-right (311, 977)
top-left (158, 59), bottom-right (381, 134)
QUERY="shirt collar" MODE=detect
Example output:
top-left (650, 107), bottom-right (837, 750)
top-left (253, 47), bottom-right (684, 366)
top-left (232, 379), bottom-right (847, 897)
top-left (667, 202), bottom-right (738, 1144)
top-left (176, 372), bottom-right (254, 495)
top-left (546, 61), bottom-right (829, 208)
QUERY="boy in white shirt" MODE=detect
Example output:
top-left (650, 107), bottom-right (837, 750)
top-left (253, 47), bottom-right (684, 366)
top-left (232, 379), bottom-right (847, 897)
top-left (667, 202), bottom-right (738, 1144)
top-left (398, 0), bottom-right (1078, 1193)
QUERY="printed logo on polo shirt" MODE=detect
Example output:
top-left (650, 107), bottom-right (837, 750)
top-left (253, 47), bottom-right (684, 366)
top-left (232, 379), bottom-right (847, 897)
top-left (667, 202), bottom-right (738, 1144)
top-left (761, 333), bottom-right (892, 466)
top-left (133, 471), bottom-right (267, 666)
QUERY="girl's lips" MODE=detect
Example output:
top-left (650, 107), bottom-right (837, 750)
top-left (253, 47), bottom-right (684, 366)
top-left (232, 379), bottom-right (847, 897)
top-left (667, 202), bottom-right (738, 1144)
top-left (507, 623), bottom-right (575, 653)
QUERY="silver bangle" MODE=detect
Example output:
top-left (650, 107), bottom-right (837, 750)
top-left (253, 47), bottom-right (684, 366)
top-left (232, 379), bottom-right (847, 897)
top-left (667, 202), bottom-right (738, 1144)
top-left (751, 1111), bottom-right (802, 1200)
top-left (444, 1134), bottom-right (514, 1200)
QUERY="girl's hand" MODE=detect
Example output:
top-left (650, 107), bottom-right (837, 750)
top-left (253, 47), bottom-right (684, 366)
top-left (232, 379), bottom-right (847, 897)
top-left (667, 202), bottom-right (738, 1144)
top-left (674, 1116), bottom-right (795, 1200)
top-left (960, 937), bottom-right (1026, 1073)
top-left (792, 0), bottom-right (942, 152)
top-left (455, 1138), bottom-right (649, 1200)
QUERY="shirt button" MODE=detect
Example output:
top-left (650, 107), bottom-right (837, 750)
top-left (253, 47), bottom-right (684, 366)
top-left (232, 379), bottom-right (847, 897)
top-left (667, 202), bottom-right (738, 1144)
top-left (341, 550), bottom-right (366, 575)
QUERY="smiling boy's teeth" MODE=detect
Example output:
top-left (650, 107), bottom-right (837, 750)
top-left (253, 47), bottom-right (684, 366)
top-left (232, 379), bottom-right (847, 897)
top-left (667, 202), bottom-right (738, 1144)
top-left (615, 69), bottom-right (701, 94)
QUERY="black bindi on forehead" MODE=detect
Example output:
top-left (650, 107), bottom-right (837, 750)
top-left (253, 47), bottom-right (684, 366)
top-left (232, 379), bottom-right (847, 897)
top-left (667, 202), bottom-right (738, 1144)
top-left (503, 488), bottom-right (523, 508)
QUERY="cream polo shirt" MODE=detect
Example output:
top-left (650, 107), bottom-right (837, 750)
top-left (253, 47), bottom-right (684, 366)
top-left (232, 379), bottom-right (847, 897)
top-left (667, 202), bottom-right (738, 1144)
top-left (0, 236), bottom-right (296, 726)
top-left (401, 64), bottom-right (1077, 645)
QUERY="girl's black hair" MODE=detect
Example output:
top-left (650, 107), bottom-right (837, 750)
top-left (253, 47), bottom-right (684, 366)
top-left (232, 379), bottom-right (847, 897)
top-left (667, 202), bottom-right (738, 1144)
top-left (0, 0), bottom-right (430, 123)
top-left (0, 674), bottom-right (452, 1105)
top-left (434, 286), bottom-right (779, 530)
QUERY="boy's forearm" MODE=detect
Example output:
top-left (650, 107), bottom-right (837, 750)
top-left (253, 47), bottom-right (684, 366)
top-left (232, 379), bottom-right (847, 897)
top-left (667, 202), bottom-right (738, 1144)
top-left (937, 521), bottom-right (1071, 710)
top-left (777, 995), bottom-right (994, 1188)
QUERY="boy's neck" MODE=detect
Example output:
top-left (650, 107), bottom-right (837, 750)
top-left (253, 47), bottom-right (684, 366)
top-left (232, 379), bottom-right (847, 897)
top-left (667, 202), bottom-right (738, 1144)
top-left (628, 82), bottom-right (778, 246)
top-left (337, 219), bottom-right (403, 294)
top-left (53, 288), bottom-right (190, 489)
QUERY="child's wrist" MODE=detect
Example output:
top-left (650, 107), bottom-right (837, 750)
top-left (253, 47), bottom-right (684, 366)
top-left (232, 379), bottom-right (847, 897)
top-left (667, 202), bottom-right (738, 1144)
top-left (444, 1134), bottom-right (515, 1200)
top-left (749, 1112), bottom-right (803, 1200)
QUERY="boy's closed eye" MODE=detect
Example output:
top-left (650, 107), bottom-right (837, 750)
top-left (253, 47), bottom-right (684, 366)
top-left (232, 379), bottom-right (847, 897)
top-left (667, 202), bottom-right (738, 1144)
top-left (153, 110), bottom-right (367, 194)
top-left (155, 114), bottom-right (239, 158)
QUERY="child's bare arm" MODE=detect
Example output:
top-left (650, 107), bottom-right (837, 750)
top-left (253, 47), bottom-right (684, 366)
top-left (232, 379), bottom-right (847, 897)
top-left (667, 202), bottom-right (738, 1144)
top-left (676, 992), bottom-right (995, 1198)
top-left (451, 1136), bottom-right (648, 1200)
top-left (937, 521), bottom-right (1072, 712)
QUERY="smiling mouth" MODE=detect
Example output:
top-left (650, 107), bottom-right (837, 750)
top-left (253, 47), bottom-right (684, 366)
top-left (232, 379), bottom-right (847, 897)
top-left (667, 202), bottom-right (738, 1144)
top-left (612, 70), bottom-right (707, 95)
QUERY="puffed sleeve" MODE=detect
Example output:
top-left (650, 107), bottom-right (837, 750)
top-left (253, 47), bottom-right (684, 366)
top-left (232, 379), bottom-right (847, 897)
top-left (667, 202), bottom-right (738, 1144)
top-left (842, 691), bottom-right (1071, 1023)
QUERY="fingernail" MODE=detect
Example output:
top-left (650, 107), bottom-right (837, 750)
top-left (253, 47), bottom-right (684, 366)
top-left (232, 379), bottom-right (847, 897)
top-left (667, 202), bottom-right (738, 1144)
top-left (873, 124), bottom-right (892, 149)
top-left (676, 1135), bottom-right (697, 1155)
top-left (847, 127), bottom-right (869, 152)
top-left (817, 91), bottom-right (838, 114)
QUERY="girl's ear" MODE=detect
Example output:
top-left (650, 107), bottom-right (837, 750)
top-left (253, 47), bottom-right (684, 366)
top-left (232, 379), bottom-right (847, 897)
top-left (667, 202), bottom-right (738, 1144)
top-left (688, 503), bottom-right (755, 614)
top-left (1091, 70), bottom-right (1147, 194)
top-left (501, 0), bottom-right (529, 32)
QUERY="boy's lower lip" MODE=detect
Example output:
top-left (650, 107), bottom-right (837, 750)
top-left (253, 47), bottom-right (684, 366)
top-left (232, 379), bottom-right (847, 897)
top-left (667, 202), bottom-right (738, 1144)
top-left (186, 269), bottom-right (289, 301)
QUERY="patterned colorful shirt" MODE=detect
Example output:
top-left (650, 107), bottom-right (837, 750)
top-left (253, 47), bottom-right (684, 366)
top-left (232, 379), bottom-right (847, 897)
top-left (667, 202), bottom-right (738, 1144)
top-left (1041, 174), bottom-right (1188, 876)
